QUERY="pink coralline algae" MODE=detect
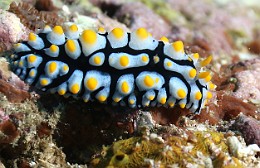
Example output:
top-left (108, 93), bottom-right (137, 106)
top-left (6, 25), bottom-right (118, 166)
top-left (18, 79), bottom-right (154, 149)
top-left (0, 10), bottom-right (30, 52)
top-left (232, 58), bottom-right (260, 101)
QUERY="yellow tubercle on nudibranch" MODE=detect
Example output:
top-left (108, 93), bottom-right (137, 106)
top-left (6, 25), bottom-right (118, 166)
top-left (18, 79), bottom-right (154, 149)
top-left (200, 55), bottom-right (212, 67)
top-left (49, 62), bottom-right (57, 74)
top-left (195, 91), bottom-right (202, 100)
top-left (148, 96), bottom-right (155, 100)
top-left (111, 28), bottom-right (124, 39)
top-left (136, 28), bottom-right (149, 40)
top-left (155, 78), bottom-right (159, 83)
top-left (113, 97), bottom-right (121, 103)
top-left (81, 29), bottom-right (97, 45)
top-left (127, 95), bottom-right (136, 107)
top-left (193, 53), bottom-right (200, 59)
top-left (58, 89), bottom-right (66, 95)
top-left (67, 70), bottom-right (83, 95)
top-left (177, 89), bottom-right (186, 99)
top-left (53, 26), bottom-right (64, 35)
top-left (10, 23), bottom-right (215, 114)
top-left (40, 78), bottom-right (51, 86)
top-left (18, 60), bottom-right (24, 67)
top-left (119, 55), bottom-right (129, 67)
top-left (28, 33), bottom-right (44, 50)
top-left (160, 36), bottom-right (169, 43)
top-left (28, 54), bottom-right (37, 63)
top-left (64, 24), bottom-right (80, 39)
top-left (121, 81), bottom-right (130, 94)
top-left (204, 74), bottom-right (212, 82)
top-left (63, 65), bottom-right (68, 70)
top-left (66, 39), bottom-right (76, 52)
top-left (168, 101), bottom-right (175, 107)
top-left (14, 43), bottom-right (21, 48)
top-left (166, 61), bottom-right (172, 67)
top-left (179, 103), bottom-right (185, 109)
top-left (172, 41), bottom-right (184, 53)
top-left (207, 91), bottom-right (213, 99)
top-left (47, 25), bottom-right (65, 45)
top-left (144, 75), bottom-right (154, 88)
top-left (129, 27), bottom-right (158, 51)
top-left (93, 56), bottom-right (101, 65)
top-left (86, 77), bottom-right (98, 91)
top-left (97, 88), bottom-right (110, 103)
top-left (44, 61), bottom-right (60, 79)
top-left (50, 45), bottom-right (58, 52)
top-left (159, 97), bottom-right (167, 104)
top-left (29, 33), bottom-right (37, 41)
top-left (69, 24), bottom-right (78, 32)
top-left (208, 81), bottom-right (216, 90)
top-left (141, 55), bottom-right (149, 63)
top-left (98, 27), bottom-right (106, 34)
top-left (13, 43), bottom-right (31, 53)
top-left (45, 44), bottom-right (59, 57)
top-left (198, 71), bottom-right (210, 79)
top-left (29, 70), bottom-right (35, 77)
top-left (42, 25), bottom-right (52, 33)
top-left (108, 27), bottom-right (128, 48)
top-left (98, 95), bottom-right (107, 102)
top-left (65, 39), bottom-right (81, 59)
top-left (89, 53), bottom-right (105, 66)
top-left (153, 56), bottom-right (160, 63)
top-left (129, 99), bottom-right (135, 105)
top-left (80, 29), bottom-right (106, 56)
top-left (189, 68), bottom-right (197, 78)
top-left (70, 83), bottom-right (80, 94)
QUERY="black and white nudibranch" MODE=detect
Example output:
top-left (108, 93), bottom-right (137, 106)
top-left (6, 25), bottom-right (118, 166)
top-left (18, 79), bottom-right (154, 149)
top-left (9, 23), bottom-right (215, 114)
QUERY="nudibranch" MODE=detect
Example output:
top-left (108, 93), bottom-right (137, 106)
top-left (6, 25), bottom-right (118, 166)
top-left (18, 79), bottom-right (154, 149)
top-left (9, 24), bottom-right (215, 114)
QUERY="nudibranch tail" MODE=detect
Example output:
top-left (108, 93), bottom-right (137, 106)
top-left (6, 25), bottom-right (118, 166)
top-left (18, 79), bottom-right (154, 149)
top-left (9, 23), bottom-right (214, 114)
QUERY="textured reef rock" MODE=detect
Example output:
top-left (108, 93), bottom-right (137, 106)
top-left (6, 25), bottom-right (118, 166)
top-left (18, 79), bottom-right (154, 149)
top-left (0, 0), bottom-right (260, 167)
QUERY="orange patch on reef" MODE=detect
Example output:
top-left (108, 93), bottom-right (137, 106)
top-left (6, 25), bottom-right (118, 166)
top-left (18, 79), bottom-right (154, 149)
top-left (0, 120), bottom-right (20, 144)
top-left (0, 79), bottom-right (30, 103)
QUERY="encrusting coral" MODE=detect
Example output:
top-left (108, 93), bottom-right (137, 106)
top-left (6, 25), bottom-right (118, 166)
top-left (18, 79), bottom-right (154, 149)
top-left (91, 124), bottom-right (259, 168)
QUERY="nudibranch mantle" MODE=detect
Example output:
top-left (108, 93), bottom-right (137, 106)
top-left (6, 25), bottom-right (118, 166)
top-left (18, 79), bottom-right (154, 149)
top-left (10, 24), bottom-right (214, 114)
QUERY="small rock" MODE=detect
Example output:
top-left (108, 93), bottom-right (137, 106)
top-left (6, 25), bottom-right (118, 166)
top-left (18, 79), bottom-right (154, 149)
top-left (135, 110), bottom-right (155, 132)
top-left (227, 136), bottom-right (260, 158)
top-left (231, 114), bottom-right (260, 146)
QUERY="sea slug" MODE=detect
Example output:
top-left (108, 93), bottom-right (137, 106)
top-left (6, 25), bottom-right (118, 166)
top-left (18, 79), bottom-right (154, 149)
top-left (9, 24), bottom-right (214, 113)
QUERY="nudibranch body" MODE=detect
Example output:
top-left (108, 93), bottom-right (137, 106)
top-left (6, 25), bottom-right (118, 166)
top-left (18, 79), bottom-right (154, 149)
top-left (10, 24), bottom-right (214, 114)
